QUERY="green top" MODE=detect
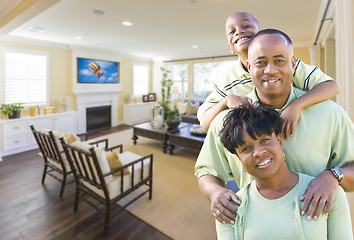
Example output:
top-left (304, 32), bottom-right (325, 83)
top-left (197, 58), bottom-right (333, 121)
top-left (215, 173), bottom-right (353, 240)
top-left (195, 86), bottom-right (354, 189)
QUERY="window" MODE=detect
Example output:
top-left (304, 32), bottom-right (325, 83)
top-left (171, 64), bottom-right (188, 98)
top-left (3, 50), bottom-right (48, 105)
top-left (193, 60), bottom-right (234, 99)
top-left (133, 64), bottom-right (149, 96)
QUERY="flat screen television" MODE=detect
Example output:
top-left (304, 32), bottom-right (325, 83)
top-left (77, 57), bottom-right (119, 83)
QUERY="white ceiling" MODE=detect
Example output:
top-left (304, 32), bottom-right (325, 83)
top-left (1, 0), bottom-right (326, 61)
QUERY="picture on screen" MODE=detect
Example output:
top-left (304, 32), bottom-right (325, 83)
top-left (77, 57), bottom-right (119, 83)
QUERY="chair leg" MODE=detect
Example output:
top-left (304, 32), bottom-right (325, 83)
top-left (41, 165), bottom-right (48, 184)
top-left (59, 174), bottom-right (66, 197)
top-left (103, 204), bottom-right (111, 235)
top-left (149, 179), bottom-right (153, 200)
top-left (74, 188), bottom-right (80, 212)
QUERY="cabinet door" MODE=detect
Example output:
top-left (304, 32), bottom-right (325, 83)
top-left (53, 114), bottom-right (76, 133)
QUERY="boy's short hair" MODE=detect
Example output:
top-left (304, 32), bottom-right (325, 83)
top-left (219, 103), bottom-right (282, 154)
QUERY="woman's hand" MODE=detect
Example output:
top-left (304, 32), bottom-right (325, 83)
top-left (210, 187), bottom-right (241, 224)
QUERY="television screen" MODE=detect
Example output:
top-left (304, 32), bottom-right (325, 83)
top-left (77, 57), bottom-right (119, 83)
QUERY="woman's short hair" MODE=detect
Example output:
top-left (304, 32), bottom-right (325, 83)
top-left (219, 103), bottom-right (282, 154)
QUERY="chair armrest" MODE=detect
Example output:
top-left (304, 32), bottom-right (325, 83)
top-left (106, 144), bottom-right (123, 153)
top-left (77, 132), bottom-right (88, 141)
top-left (88, 138), bottom-right (109, 149)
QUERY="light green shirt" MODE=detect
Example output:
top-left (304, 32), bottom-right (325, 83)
top-left (195, 86), bottom-right (354, 189)
top-left (215, 173), bottom-right (353, 240)
top-left (197, 58), bottom-right (333, 121)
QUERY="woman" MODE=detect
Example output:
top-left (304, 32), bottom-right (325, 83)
top-left (217, 104), bottom-right (352, 239)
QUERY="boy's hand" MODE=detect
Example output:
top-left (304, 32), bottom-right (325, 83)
top-left (300, 170), bottom-right (338, 220)
top-left (224, 95), bottom-right (252, 109)
top-left (280, 101), bottom-right (302, 140)
top-left (210, 187), bottom-right (240, 224)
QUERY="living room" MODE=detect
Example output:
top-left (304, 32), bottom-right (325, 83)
top-left (1, 0), bottom-right (354, 239)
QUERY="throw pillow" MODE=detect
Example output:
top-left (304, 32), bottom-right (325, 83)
top-left (39, 129), bottom-right (66, 151)
top-left (70, 141), bottom-right (113, 184)
top-left (59, 130), bottom-right (81, 144)
top-left (177, 102), bottom-right (187, 115)
top-left (105, 151), bottom-right (130, 176)
top-left (185, 101), bottom-right (199, 115)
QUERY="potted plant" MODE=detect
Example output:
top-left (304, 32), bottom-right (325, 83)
top-left (1, 103), bottom-right (24, 119)
top-left (165, 105), bottom-right (182, 129)
top-left (159, 67), bottom-right (173, 117)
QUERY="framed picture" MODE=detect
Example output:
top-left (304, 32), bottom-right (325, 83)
top-left (77, 57), bottom-right (119, 83)
top-left (142, 95), bottom-right (149, 102)
top-left (148, 93), bottom-right (156, 102)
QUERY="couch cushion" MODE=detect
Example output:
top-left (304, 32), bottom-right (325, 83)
top-left (185, 101), bottom-right (199, 115)
top-left (177, 102), bottom-right (187, 115)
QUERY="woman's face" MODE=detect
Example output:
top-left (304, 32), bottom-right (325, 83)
top-left (235, 128), bottom-right (284, 179)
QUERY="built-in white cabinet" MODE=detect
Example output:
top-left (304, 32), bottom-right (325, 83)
top-left (123, 102), bottom-right (156, 125)
top-left (0, 111), bottom-right (77, 160)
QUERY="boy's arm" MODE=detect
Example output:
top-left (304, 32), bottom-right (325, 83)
top-left (200, 95), bottom-right (252, 132)
top-left (281, 80), bottom-right (340, 139)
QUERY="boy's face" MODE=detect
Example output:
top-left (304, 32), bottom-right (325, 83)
top-left (235, 129), bottom-right (284, 180)
top-left (225, 12), bottom-right (260, 56)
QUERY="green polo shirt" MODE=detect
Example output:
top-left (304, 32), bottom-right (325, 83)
top-left (195, 86), bottom-right (354, 189)
top-left (197, 58), bottom-right (333, 121)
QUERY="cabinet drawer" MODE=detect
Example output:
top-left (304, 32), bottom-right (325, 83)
top-left (3, 133), bottom-right (29, 151)
top-left (2, 121), bottom-right (27, 136)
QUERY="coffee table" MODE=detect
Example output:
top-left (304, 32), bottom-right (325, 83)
top-left (167, 124), bottom-right (206, 155)
top-left (132, 122), bottom-right (190, 153)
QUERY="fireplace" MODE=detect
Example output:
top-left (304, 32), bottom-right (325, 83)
top-left (86, 105), bottom-right (111, 132)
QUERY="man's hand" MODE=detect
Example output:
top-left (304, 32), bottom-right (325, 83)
top-left (280, 101), bottom-right (302, 140)
top-left (210, 187), bottom-right (240, 224)
top-left (224, 95), bottom-right (252, 109)
top-left (300, 170), bottom-right (339, 220)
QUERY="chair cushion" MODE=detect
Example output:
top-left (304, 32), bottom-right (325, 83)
top-left (70, 141), bottom-right (113, 184)
top-left (105, 151), bottom-right (129, 176)
top-left (83, 152), bottom-right (152, 200)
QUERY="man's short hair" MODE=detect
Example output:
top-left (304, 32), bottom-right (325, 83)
top-left (219, 103), bottom-right (282, 155)
top-left (247, 29), bottom-right (293, 51)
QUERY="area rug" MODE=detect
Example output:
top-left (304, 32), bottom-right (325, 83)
top-left (93, 129), bottom-right (217, 240)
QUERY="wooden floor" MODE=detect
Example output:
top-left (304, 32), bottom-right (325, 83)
top-left (0, 125), bottom-right (172, 240)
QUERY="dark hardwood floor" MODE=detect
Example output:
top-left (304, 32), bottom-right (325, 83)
top-left (0, 125), bottom-right (172, 240)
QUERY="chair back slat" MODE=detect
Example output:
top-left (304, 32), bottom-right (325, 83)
top-left (61, 140), bottom-right (107, 192)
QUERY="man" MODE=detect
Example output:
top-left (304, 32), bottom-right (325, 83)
top-left (195, 29), bottom-right (354, 225)
top-left (197, 12), bottom-right (339, 140)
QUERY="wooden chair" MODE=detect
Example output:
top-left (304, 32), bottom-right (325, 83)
top-left (30, 125), bottom-right (106, 197)
top-left (60, 138), bottom-right (153, 235)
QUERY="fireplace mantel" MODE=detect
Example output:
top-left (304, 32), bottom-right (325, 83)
top-left (75, 91), bottom-right (119, 133)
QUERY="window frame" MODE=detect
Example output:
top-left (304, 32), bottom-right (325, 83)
top-left (2, 48), bottom-right (50, 106)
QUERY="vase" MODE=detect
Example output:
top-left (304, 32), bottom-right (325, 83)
top-left (151, 105), bottom-right (164, 129)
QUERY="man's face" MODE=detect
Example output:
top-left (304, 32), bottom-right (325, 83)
top-left (247, 34), bottom-right (296, 102)
top-left (225, 12), bottom-right (260, 55)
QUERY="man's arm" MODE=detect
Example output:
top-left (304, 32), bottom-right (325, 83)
top-left (198, 174), bottom-right (240, 224)
top-left (300, 163), bottom-right (354, 221)
top-left (281, 80), bottom-right (340, 139)
top-left (200, 95), bottom-right (252, 132)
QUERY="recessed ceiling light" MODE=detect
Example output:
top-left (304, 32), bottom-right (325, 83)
top-left (27, 26), bottom-right (47, 33)
top-left (91, 9), bottom-right (107, 16)
top-left (192, 45), bottom-right (199, 49)
top-left (74, 36), bottom-right (82, 40)
top-left (122, 21), bottom-right (133, 26)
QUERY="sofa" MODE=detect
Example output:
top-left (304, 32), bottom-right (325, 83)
top-left (175, 99), bottom-right (204, 125)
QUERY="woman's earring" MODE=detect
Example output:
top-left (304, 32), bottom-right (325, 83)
top-left (283, 152), bottom-right (287, 161)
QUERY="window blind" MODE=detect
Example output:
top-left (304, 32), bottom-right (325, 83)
top-left (4, 50), bottom-right (48, 104)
